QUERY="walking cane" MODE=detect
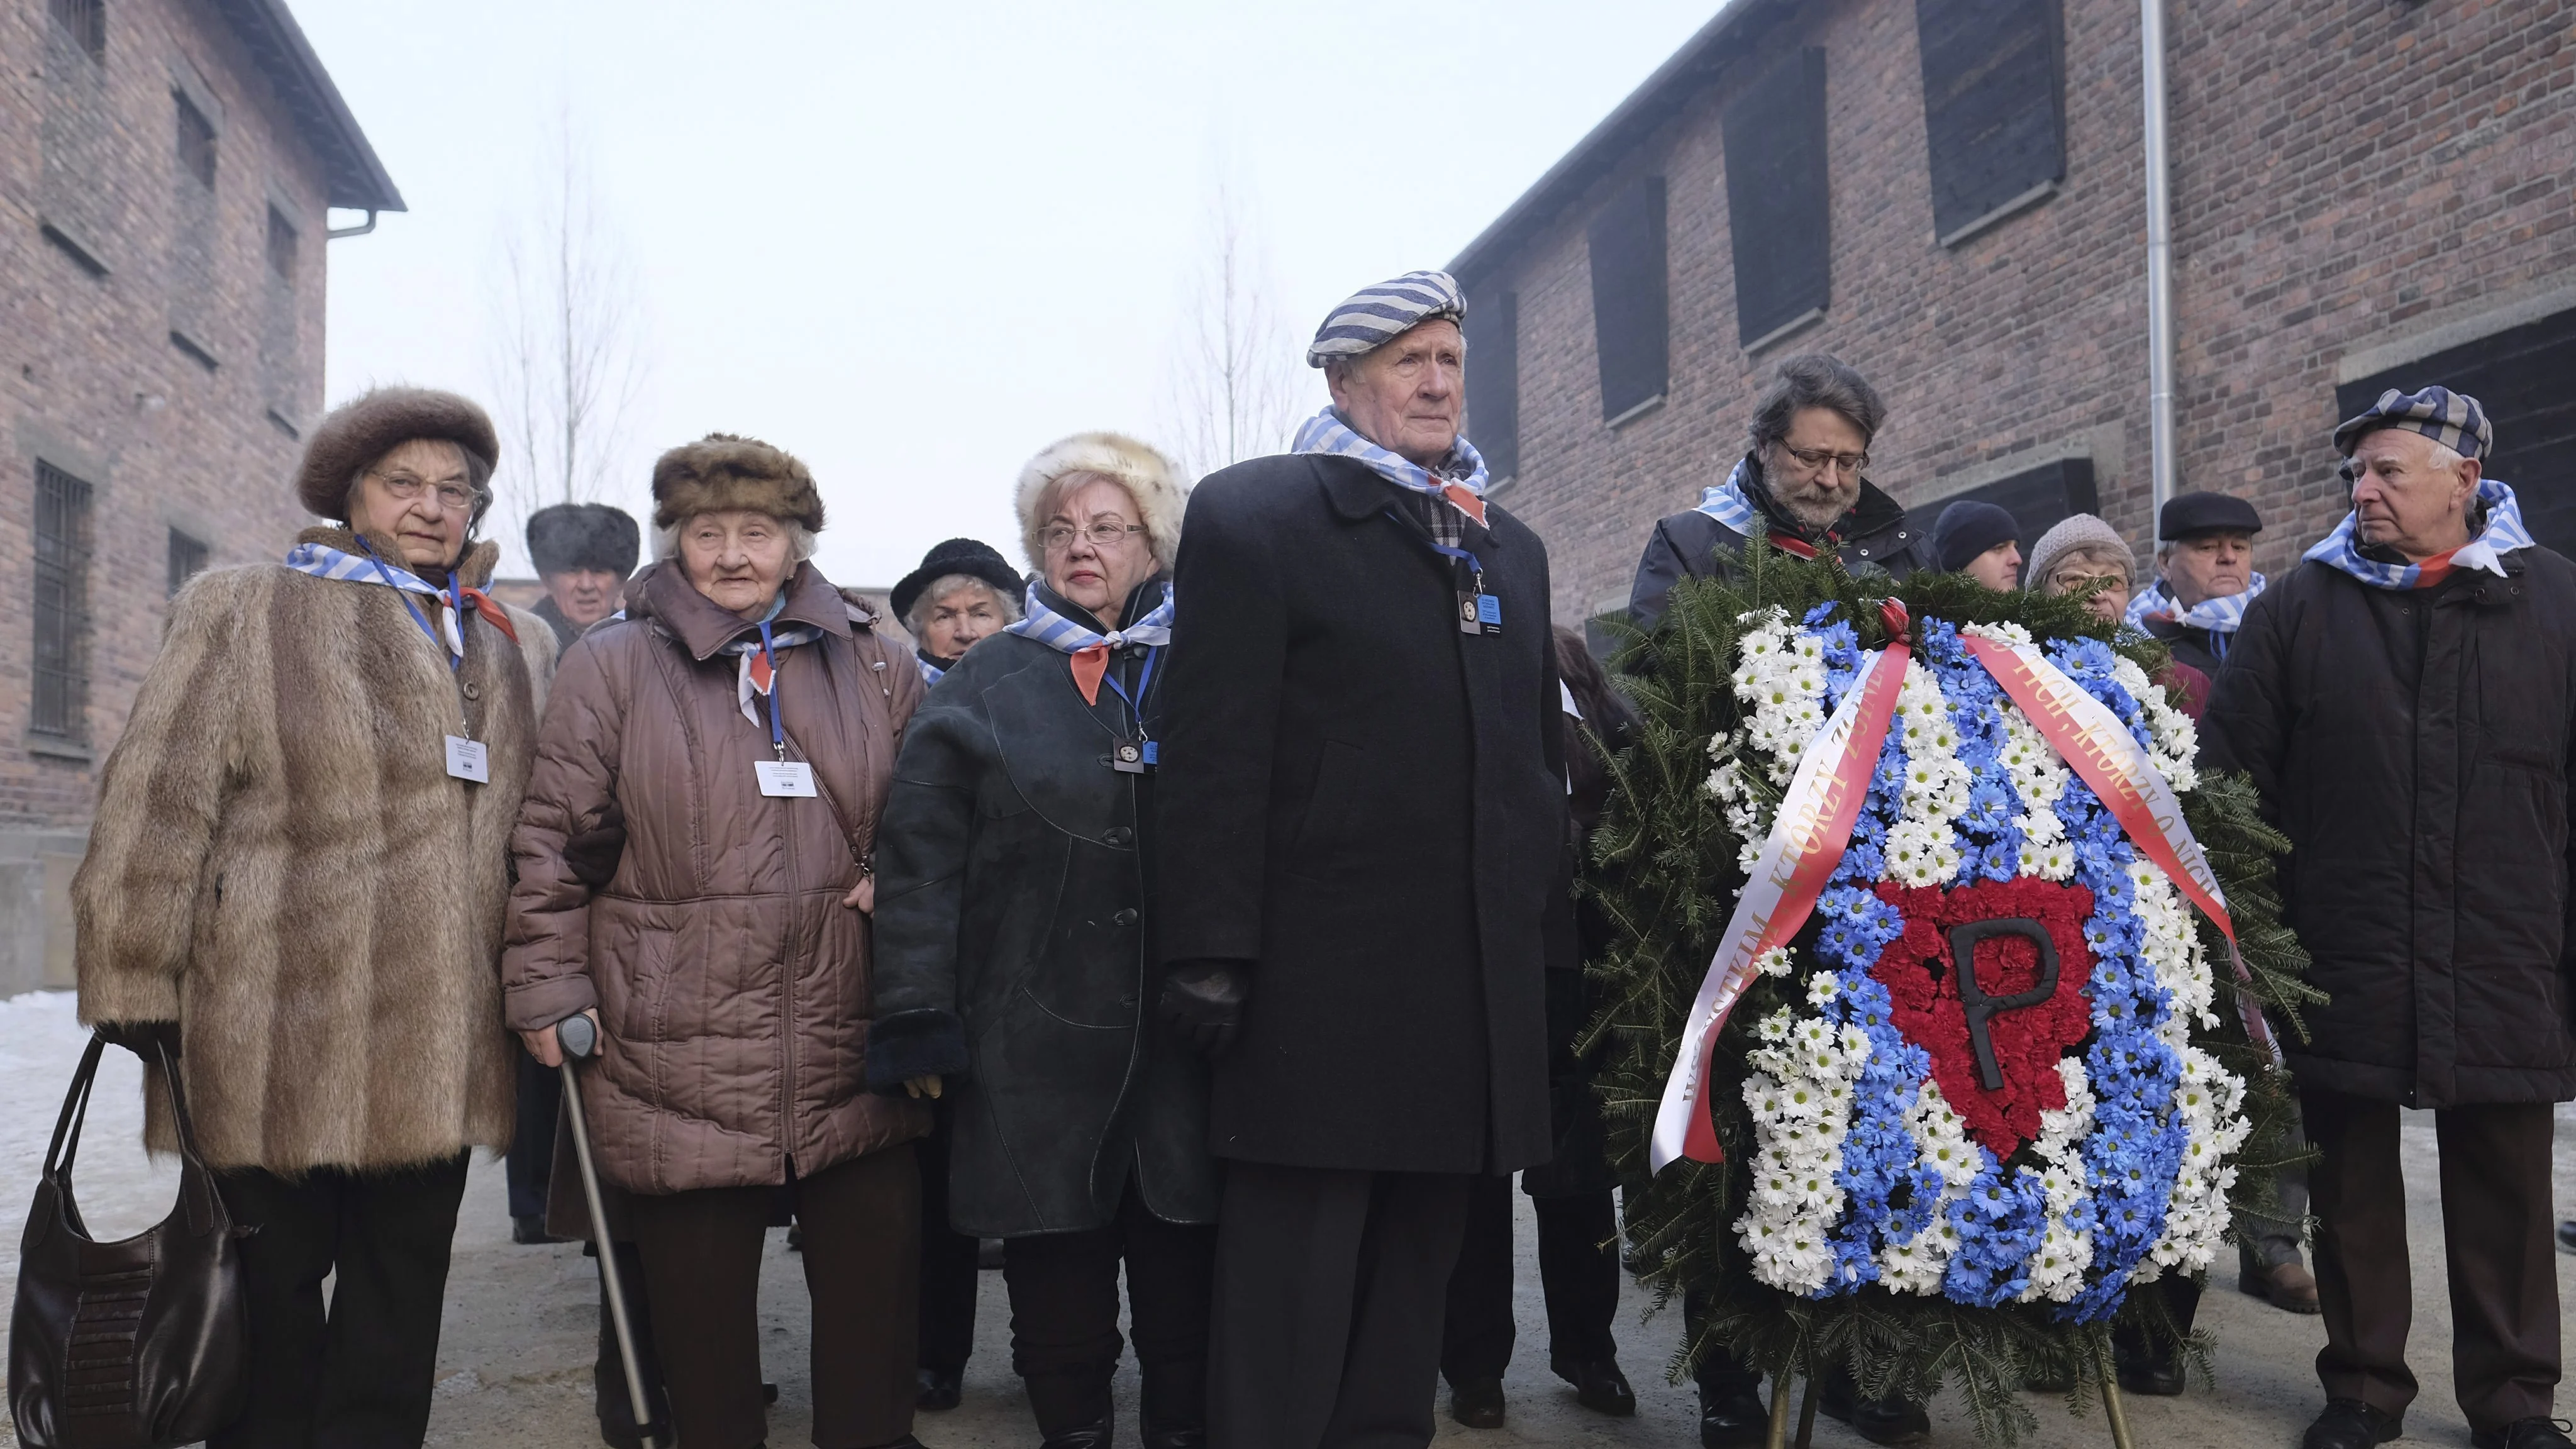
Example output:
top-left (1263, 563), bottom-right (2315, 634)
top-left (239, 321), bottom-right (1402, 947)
top-left (557, 1013), bottom-right (667, 1449)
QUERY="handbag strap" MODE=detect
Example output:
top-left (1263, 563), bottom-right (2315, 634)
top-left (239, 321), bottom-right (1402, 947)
top-left (150, 1040), bottom-right (227, 1236)
top-left (43, 1034), bottom-right (106, 1184)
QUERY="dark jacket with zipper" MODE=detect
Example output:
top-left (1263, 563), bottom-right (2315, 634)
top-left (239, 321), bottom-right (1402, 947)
top-left (501, 560), bottom-right (930, 1194)
top-left (2202, 551), bottom-right (2576, 1106)
top-left (1628, 454), bottom-right (1929, 631)
top-left (868, 577), bottom-right (1218, 1235)
top-left (1153, 454), bottom-right (1562, 1175)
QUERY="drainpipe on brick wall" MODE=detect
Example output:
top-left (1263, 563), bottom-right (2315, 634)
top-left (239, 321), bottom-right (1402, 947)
top-left (2141, 0), bottom-right (2177, 514)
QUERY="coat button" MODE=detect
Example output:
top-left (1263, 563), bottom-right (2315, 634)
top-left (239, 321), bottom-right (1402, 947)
top-left (1113, 908), bottom-right (1138, 926)
top-left (462, 681), bottom-right (481, 701)
top-left (1104, 826), bottom-right (1133, 846)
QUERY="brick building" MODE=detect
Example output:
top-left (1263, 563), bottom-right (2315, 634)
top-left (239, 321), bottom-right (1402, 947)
top-left (0, 0), bottom-right (398, 992)
top-left (1450, 0), bottom-right (2575, 627)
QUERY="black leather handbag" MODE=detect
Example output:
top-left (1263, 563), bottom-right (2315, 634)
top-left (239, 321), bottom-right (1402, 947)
top-left (9, 1034), bottom-right (248, 1448)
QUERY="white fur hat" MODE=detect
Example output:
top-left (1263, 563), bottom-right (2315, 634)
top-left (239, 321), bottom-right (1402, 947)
top-left (1014, 431), bottom-right (1190, 575)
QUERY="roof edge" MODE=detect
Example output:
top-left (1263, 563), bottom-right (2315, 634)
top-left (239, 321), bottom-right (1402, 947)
top-left (1448, 0), bottom-right (1787, 292)
top-left (208, 0), bottom-right (404, 214)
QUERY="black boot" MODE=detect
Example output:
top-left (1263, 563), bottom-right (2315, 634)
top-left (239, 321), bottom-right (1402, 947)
top-left (1552, 1357), bottom-right (1636, 1417)
top-left (1447, 1377), bottom-right (1506, 1428)
top-left (1818, 1368), bottom-right (1931, 1446)
top-left (915, 1365), bottom-right (963, 1411)
top-left (2302, 1398), bottom-right (2401, 1449)
top-left (1038, 1416), bottom-right (1113, 1449)
top-left (1697, 1384), bottom-right (1767, 1449)
top-left (1140, 1360), bottom-right (1208, 1449)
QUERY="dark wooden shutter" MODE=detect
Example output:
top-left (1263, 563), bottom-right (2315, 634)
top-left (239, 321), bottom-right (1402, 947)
top-left (1943, 457), bottom-right (2099, 549)
top-left (1915, 0), bottom-right (2067, 244)
top-left (1464, 289), bottom-right (1521, 480)
top-left (1723, 48), bottom-right (1831, 349)
top-left (1587, 177), bottom-right (1668, 422)
top-left (2337, 306), bottom-right (2576, 555)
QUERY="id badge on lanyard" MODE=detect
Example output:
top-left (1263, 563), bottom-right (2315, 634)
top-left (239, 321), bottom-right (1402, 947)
top-left (1106, 646), bottom-right (1160, 774)
top-left (751, 620), bottom-right (816, 797)
top-left (360, 545), bottom-right (491, 784)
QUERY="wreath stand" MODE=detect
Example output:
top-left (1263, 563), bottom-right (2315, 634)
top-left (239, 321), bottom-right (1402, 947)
top-left (1757, 1335), bottom-right (2139, 1449)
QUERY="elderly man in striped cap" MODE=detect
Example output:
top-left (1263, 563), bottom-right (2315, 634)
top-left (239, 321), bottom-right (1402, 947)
top-left (2206, 386), bottom-right (2576, 1449)
top-left (1153, 271), bottom-right (1561, 1449)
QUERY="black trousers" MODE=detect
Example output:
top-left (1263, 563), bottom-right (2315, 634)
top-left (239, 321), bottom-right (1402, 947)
top-left (1001, 1179), bottom-right (1216, 1435)
top-left (506, 1053), bottom-right (562, 1221)
top-left (592, 1239), bottom-right (671, 1444)
top-left (1682, 1286), bottom-right (1761, 1397)
top-left (1440, 1175), bottom-right (1621, 1384)
top-left (1209, 1163), bottom-right (1474, 1449)
top-left (628, 1145), bottom-right (920, 1449)
top-left (210, 1152), bottom-right (471, 1449)
top-left (2303, 1088), bottom-right (2560, 1431)
top-left (916, 1101), bottom-right (981, 1374)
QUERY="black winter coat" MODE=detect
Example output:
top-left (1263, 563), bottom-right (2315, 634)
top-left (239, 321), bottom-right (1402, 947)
top-left (1155, 455), bottom-right (1562, 1175)
top-left (2202, 553), bottom-right (2576, 1106)
top-left (869, 578), bottom-right (1219, 1235)
top-left (1628, 457), bottom-right (1928, 630)
top-left (2140, 615), bottom-right (2230, 677)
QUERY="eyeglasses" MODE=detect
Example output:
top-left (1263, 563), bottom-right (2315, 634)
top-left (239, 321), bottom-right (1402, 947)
top-left (1040, 521), bottom-right (1146, 553)
top-left (2048, 570), bottom-right (2129, 593)
top-left (1777, 444), bottom-right (1870, 477)
top-left (370, 469), bottom-right (484, 514)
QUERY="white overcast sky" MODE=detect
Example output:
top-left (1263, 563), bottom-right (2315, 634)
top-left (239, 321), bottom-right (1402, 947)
top-left (302, 1), bottom-right (1723, 586)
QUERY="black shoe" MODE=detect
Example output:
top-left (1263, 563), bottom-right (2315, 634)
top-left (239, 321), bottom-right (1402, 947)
top-left (916, 1365), bottom-right (963, 1411)
top-left (1039, 1417), bottom-right (1114, 1449)
top-left (513, 1214), bottom-right (567, 1245)
top-left (1448, 1377), bottom-right (1506, 1429)
top-left (2302, 1398), bottom-right (2402, 1449)
top-left (786, 1223), bottom-right (803, 1252)
top-left (1819, 1377), bottom-right (1932, 1446)
top-left (864, 1439), bottom-right (928, 1449)
top-left (763, 1381), bottom-right (779, 1404)
top-left (1697, 1385), bottom-right (1768, 1449)
top-left (2473, 1418), bottom-right (2576, 1449)
top-left (2115, 1348), bottom-right (2185, 1397)
top-left (1140, 1423), bottom-right (1206, 1449)
top-left (1552, 1357), bottom-right (1636, 1417)
top-left (2558, 1221), bottom-right (2576, 1255)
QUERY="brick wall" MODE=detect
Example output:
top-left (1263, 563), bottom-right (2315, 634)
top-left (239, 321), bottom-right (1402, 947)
top-left (1472, 0), bottom-right (2576, 624)
top-left (0, 0), bottom-right (331, 830)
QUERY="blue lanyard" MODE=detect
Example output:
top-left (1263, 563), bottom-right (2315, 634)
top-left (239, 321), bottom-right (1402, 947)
top-left (355, 539), bottom-right (458, 671)
top-left (1101, 645), bottom-right (1160, 738)
top-left (1382, 508), bottom-right (1487, 590)
top-left (756, 621), bottom-right (786, 757)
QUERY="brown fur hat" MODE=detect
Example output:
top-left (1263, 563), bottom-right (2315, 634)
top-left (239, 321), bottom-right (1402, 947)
top-left (650, 433), bottom-right (826, 534)
top-left (295, 387), bottom-right (499, 521)
top-left (1014, 431), bottom-right (1190, 575)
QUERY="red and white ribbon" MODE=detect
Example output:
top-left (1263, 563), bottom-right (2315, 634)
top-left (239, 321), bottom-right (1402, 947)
top-left (1649, 606), bottom-right (1913, 1173)
top-left (1960, 636), bottom-right (2282, 1063)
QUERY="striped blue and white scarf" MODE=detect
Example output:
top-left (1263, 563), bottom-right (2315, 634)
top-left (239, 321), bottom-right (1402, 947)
top-left (2124, 574), bottom-right (2268, 635)
top-left (1006, 582), bottom-right (1173, 706)
top-left (2305, 477), bottom-right (2533, 591)
top-left (1293, 407), bottom-right (1491, 526)
top-left (713, 595), bottom-right (824, 726)
top-left (283, 539), bottom-right (518, 662)
top-left (1694, 457), bottom-right (1763, 535)
top-left (917, 657), bottom-right (946, 687)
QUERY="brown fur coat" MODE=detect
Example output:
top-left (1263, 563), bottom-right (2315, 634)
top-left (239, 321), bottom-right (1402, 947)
top-left (74, 527), bottom-right (558, 1172)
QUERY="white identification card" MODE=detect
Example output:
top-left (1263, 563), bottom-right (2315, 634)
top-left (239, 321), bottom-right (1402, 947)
top-left (756, 760), bottom-right (817, 797)
top-left (444, 735), bottom-right (489, 784)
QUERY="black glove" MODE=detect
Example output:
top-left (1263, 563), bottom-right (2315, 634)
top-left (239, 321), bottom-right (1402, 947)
top-left (94, 1020), bottom-right (180, 1059)
top-left (1158, 959), bottom-right (1250, 1058)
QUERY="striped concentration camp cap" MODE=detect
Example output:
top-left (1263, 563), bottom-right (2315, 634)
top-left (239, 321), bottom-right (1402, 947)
top-left (1306, 270), bottom-right (1467, 367)
top-left (2333, 385), bottom-right (2492, 462)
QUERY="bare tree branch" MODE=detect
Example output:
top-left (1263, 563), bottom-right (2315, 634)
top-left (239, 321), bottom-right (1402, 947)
top-left (1160, 184), bottom-right (1304, 482)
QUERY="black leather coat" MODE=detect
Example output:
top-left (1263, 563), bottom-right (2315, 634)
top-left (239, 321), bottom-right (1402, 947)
top-left (2204, 552), bottom-right (2576, 1106)
top-left (868, 577), bottom-right (1218, 1235)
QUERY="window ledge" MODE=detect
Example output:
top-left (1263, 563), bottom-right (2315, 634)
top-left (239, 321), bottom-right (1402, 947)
top-left (25, 736), bottom-right (92, 765)
top-left (170, 330), bottom-right (219, 371)
top-left (39, 219), bottom-right (109, 277)
top-left (1606, 394), bottom-right (1667, 430)
top-left (1743, 307), bottom-right (1825, 357)
top-left (265, 407), bottom-right (301, 440)
top-left (1938, 179), bottom-right (2059, 249)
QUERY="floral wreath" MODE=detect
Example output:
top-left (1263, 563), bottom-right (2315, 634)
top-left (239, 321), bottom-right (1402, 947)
top-left (1586, 552), bottom-right (2314, 1445)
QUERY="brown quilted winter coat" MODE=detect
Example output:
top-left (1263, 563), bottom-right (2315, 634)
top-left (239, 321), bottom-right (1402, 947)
top-left (503, 559), bottom-right (929, 1194)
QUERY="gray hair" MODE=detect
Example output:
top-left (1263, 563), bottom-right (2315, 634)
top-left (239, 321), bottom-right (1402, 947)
top-left (902, 573), bottom-right (1020, 636)
top-left (1746, 353), bottom-right (1886, 455)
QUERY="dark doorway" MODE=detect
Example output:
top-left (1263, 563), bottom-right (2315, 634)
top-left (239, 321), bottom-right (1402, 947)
top-left (1933, 457), bottom-right (2100, 553)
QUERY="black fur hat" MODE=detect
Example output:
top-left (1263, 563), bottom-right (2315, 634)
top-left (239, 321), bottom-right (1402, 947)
top-left (526, 502), bottom-right (641, 577)
top-left (889, 538), bottom-right (1024, 628)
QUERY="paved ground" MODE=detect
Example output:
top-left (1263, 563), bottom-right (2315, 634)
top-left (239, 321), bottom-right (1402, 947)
top-left (0, 989), bottom-right (2568, 1448)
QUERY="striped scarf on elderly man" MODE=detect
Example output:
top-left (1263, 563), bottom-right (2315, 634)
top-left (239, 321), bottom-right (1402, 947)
top-left (2305, 475), bottom-right (2534, 591)
top-left (283, 538), bottom-right (520, 662)
top-left (1006, 581), bottom-right (1173, 706)
top-left (1293, 406), bottom-right (1492, 541)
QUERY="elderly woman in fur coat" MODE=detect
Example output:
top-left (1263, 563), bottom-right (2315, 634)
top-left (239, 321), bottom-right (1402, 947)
top-left (506, 434), bottom-right (929, 1449)
top-left (72, 386), bottom-right (558, 1448)
top-left (870, 433), bottom-right (1218, 1449)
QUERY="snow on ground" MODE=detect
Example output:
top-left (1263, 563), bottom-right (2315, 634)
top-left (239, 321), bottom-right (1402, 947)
top-left (0, 991), bottom-right (187, 1284)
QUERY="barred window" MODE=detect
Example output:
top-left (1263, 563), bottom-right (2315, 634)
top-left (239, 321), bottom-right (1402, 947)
top-left (49, 0), bottom-right (103, 62)
top-left (32, 462), bottom-right (95, 742)
top-left (265, 204), bottom-right (297, 284)
top-left (167, 529), bottom-right (209, 597)
top-left (175, 91), bottom-right (216, 188)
